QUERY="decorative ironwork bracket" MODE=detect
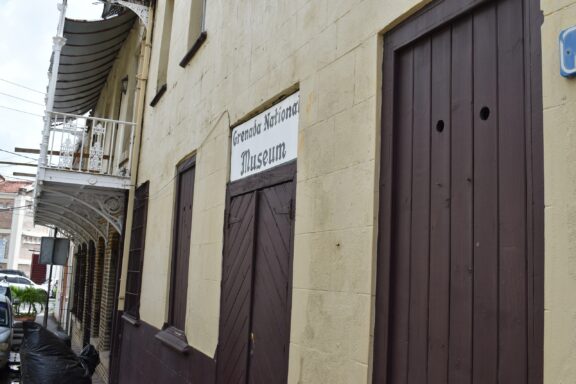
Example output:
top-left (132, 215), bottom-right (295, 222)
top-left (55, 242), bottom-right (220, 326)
top-left (112, 0), bottom-right (149, 26)
top-left (40, 185), bottom-right (125, 235)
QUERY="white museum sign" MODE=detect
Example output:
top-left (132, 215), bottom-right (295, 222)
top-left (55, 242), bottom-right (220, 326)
top-left (230, 92), bottom-right (299, 182)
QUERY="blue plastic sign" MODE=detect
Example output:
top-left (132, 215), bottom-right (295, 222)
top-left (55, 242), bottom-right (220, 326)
top-left (560, 26), bottom-right (576, 77)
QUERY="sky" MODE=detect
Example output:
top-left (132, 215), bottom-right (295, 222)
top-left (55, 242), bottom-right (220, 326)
top-left (0, 0), bottom-right (104, 181)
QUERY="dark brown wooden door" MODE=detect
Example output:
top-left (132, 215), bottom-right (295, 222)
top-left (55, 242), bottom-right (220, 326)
top-left (125, 181), bottom-right (149, 318)
top-left (375, 0), bottom-right (543, 383)
top-left (217, 191), bottom-right (256, 384)
top-left (83, 240), bottom-right (95, 346)
top-left (169, 160), bottom-right (195, 330)
top-left (248, 182), bottom-right (293, 383)
top-left (217, 163), bottom-right (295, 384)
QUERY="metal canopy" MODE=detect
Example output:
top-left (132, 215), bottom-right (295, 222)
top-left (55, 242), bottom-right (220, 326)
top-left (52, 11), bottom-right (136, 116)
top-left (35, 180), bottom-right (126, 243)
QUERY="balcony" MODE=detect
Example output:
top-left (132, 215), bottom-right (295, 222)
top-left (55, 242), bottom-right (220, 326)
top-left (32, 8), bottom-right (140, 244)
top-left (38, 111), bottom-right (135, 189)
top-left (35, 112), bottom-right (136, 244)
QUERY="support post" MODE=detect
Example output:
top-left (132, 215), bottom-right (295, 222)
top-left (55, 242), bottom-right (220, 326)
top-left (39, 0), bottom-right (67, 167)
top-left (43, 228), bottom-right (58, 328)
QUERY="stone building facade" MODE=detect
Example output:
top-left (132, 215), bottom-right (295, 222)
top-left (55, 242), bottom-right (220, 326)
top-left (39, 0), bottom-right (576, 383)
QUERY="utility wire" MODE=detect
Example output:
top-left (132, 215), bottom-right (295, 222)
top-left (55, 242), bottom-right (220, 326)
top-left (0, 78), bottom-right (45, 95)
top-left (0, 91), bottom-right (44, 106)
top-left (0, 149), bottom-right (38, 162)
top-left (0, 105), bottom-right (44, 118)
top-left (0, 174), bottom-right (35, 182)
top-left (0, 171), bottom-right (36, 179)
top-left (0, 164), bottom-right (36, 168)
top-left (0, 204), bottom-right (32, 212)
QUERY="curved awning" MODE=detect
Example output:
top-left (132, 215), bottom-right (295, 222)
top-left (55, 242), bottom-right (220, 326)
top-left (35, 180), bottom-right (125, 236)
top-left (51, 11), bottom-right (136, 115)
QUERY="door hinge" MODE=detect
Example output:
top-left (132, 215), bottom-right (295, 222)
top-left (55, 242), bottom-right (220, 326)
top-left (228, 216), bottom-right (241, 227)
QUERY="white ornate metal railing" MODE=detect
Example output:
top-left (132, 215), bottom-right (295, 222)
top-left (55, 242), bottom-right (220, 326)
top-left (40, 111), bottom-right (136, 178)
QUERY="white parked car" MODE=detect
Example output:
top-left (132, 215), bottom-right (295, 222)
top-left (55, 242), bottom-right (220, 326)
top-left (0, 295), bottom-right (13, 368)
top-left (0, 275), bottom-right (47, 295)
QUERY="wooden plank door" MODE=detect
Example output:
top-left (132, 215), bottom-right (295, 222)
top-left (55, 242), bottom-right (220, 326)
top-left (218, 163), bottom-right (296, 384)
top-left (374, 0), bottom-right (543, 383)
top-left (169, 160), bottom-right (195, 330)
top-left (217, 191), bottom-right (256, 384)
top-left (248, 182), bottom-right (293, 383)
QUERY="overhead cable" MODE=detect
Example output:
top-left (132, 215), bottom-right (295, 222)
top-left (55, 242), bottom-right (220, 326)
top-left (0, 105), bottom-right (44, 118)
top-left (0, 149), bottom-right (38, 161)
top-left (0, 91), bottom-right (44, 106)
top-left (0, 204), bottom-right (32, 212)
top-left (0, 78), bottom-right (46, 95)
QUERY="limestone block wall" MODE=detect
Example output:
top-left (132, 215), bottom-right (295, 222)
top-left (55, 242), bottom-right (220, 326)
top-left (90, 20), bottom-right (144, 314)
top-left (133, 1), bottom-right (433, 383)
top-left (121, 0), bottom-right (576, 382)
top-left (541, 0), bottom-right (576, 382)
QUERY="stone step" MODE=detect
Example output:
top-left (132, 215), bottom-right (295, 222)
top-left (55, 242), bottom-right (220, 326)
top-left (12, 322), bottom-right (23, 351)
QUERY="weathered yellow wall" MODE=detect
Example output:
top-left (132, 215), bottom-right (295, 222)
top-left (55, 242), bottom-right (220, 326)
top-left (92, 21), bottom-right (144, 310)
top-left (136, 1), bottom-right (430, 383)
top-left (542, 1), bottom-right (576, 382)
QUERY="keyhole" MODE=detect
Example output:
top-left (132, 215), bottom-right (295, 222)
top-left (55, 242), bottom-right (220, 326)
top-left (436, 120), bottom-right (445, 132)
top-left (480, 106), bottom-right (490, 120)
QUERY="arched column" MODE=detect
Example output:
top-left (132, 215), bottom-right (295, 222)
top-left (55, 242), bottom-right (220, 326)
top-left (91, 237), bottom-right (105, 338)
top-left (98, 230), bottom-right (120, 351)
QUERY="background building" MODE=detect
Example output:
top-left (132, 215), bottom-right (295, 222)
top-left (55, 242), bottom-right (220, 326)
top-left (0, 177), bottom-right (49, 276)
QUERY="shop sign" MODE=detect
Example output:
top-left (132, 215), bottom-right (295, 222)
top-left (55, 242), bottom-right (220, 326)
top-left (230, 92), bottom-right (299, 181)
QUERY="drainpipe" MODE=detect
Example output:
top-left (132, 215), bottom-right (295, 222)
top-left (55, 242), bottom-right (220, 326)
top-left (39, 0), bottom-right (67, 168)
top-left (118, 5), bottom-right (154, 300)
top-left (132, 6), bottom-right (154, 186)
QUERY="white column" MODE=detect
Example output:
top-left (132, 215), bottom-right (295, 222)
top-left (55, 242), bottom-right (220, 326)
top-left (39, 1), bottom-right (67, 167)
top-left (7, 193), bottom-right (26, 269)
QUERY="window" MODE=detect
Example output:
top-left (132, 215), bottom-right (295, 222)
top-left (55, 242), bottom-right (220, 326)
top-left (124, 181), bottom-right (149, 318)
top-left (0, 302), bottom-right (9, 327)
top-left (168, 157), bottom-right (196, 330)
top-left (188, 0), bottom-right (206, 44)
top-left (117, 72), bottom-right (136, 167)
top-left (72, 247), bottom-right (86, 318)
top-left (179, 0), bottom-right (207, 67)
top-left (151, 0), bottom-right (174, 106)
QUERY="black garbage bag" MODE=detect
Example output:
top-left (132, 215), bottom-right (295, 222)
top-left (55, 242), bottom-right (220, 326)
top-left (20, 324), bottom-right (92, 384)
top-left (79, 344), bottom-right (100, 376)
top-left (22, 320), bottom-right (41, 337)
